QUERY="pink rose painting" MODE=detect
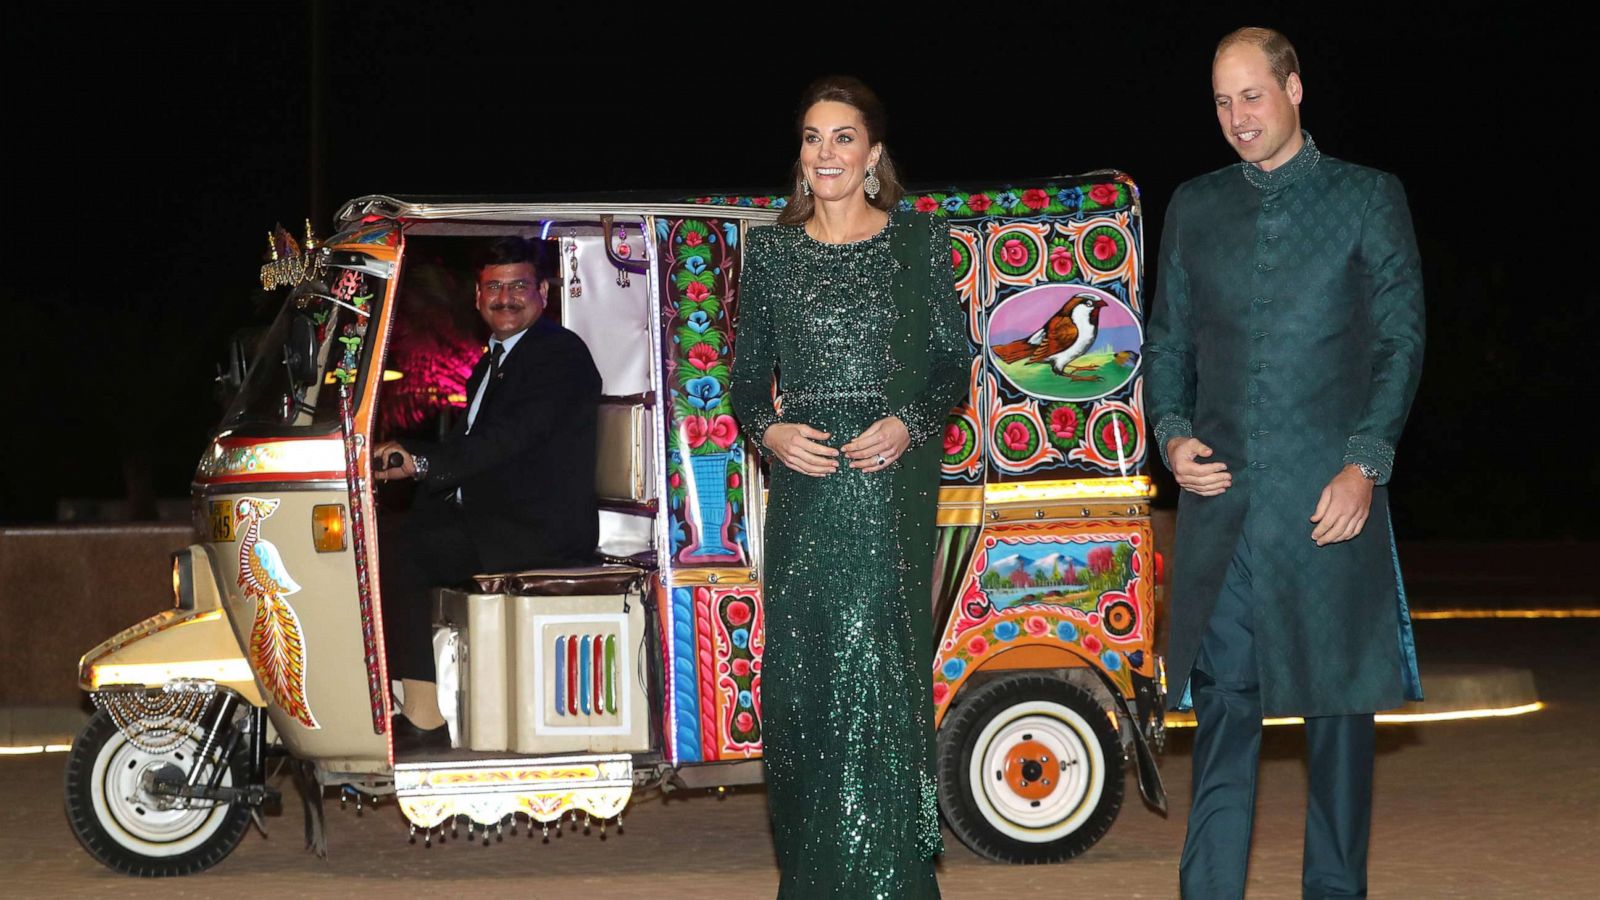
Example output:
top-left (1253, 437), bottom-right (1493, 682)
top-left (708, 414), bottom-right (739, 450)
top-left (1001, 239), bottom-right (1029, 268)
top-left (1089, 183), bottom-right (1120, 206)
top-left (683, 416), bottom-right (710, 449)
top-left (944, 423), bottom-right (965, 456)
top-left (1093, 234), bottom-right (1119, 261)
top-left (1050, 405), bottom-right (1080, 439)
top-left (1049, 245), bottom-right (1074, 277)
top-left (1003, 421), bottom-right (1031, 452)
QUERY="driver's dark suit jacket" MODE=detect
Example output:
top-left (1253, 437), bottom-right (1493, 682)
top-left (405, 315), bottom-right (601, 571)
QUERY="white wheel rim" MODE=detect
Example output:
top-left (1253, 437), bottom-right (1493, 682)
top-left (967, 698), bottom-right (1104, 843)
top-left (88, 727), bottom-right (234, 857)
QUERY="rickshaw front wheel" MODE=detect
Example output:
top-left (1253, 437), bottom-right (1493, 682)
top-left (64, 708), bottom-right (253, 876)
top-left (937, 673), bottom-right (1125, 863)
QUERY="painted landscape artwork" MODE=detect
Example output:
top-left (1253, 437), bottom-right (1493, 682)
top-left (977, 538), bottom-right (1136, 612)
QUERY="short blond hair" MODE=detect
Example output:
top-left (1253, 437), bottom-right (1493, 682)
top-left (1216, 27), bottom-right (1301, 88)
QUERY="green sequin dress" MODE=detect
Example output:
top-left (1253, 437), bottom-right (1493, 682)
top-left (731, 211), bottom-right (969, 899)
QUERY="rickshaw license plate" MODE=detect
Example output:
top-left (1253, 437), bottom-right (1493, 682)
top-left (209, 501), bottom-right (235, 542)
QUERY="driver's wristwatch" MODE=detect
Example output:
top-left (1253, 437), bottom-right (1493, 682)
top-left (1353, 462), bottom-right (1380, 482)
top-left (412, 454), bottom-right (430, 481)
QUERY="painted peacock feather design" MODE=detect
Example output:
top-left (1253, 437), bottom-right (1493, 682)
top-left (235, 497), bottom-right (320, 729)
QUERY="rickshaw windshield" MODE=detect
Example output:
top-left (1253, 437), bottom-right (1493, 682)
top-left (221, 264), bottom-right (386, 434)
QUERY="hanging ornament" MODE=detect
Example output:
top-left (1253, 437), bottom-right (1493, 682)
top-left (565, 234), bottom-right (583, 298)
top-left (615, 223), bottom-right (632, 288)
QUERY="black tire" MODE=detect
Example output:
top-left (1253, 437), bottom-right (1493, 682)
top-left (64, 708), bottom-right (253, 876)
top-left (937, 673), bottom-right (1124, 863)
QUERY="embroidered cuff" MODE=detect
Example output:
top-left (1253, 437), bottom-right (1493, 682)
top-left (892, 404), bottom-right (945, 451)
top-left (1342, 434), bottom-right (1396, 486)
top-left (739, 410), bottom-right (780, 451)
top-left (1153, 414), bottom-right (1194, 471)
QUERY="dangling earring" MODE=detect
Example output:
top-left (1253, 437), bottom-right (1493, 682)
top-left (802, 179), bottom-right (812, 196)
top-left (864, 165), bottom-right (881, 199)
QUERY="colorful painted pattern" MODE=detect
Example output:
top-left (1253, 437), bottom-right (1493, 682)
top-left (196, 438), bottom-right (346, 483)
top-left (658, 217), bottom-right (754, 565)
top-left (932, 520), bottom-right (1155, 719)
top-left (394, 756), bottom-right (632, 828)
top-left (553, 633), bottom-right (621, 718)
top-left (660, 583), bottom-right (766, 764)
top-left (234, 497), bottom-right (319, 729)
top-left (942, 177), bottom-right (1147, 483)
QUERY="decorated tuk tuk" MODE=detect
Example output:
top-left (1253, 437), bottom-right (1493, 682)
top-left (67, 173), bottom-right (1164, 876)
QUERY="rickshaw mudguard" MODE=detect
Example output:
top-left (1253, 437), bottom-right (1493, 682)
top-left (1109, 684), bottom-right (1167, 813)
top-left (78, 609), bottom-right (263, 705)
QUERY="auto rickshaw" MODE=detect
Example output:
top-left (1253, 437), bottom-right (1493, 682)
top-left (67, 174), bottom-right (1166, 876)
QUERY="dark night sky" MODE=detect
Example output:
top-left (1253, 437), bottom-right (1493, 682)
top-left (3, 5), bottom-right (1594, 537)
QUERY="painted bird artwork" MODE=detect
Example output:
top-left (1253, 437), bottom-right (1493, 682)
top-left (235, 496), bottom-right (320, 729)
top-left (992, 294), bottom-right (1108, 381)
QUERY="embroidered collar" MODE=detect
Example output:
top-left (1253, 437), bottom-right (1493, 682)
top-left (1240, 130), bottom-right (1321, 191)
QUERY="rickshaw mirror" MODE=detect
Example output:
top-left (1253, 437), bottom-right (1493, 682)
top-left (212, 326), bottom-right (263, 409)
top-left (284, 313), bottom-right (319, 388)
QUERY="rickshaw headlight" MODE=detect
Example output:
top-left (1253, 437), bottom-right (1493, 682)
top-left (313, 504), bottom-right (348, 553)
top-left (171, 551), bottom-right (196, 611)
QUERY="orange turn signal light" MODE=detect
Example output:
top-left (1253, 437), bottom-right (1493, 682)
top-left (312, 504), bottom-right (347, 552)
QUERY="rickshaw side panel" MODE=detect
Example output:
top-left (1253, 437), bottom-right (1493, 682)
top-left (198, 481), bottom-right (385, 760)
top-left (653, 215), bottom-right (766, 765)
top-left (931, 516), bottom-right (1157, 724)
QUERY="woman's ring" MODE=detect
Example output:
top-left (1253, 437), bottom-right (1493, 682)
top-left (875, 453), bottom-right (887, 466)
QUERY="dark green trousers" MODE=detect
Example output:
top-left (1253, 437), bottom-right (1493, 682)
top-left (1179, 533), bottom-right (1376, 899)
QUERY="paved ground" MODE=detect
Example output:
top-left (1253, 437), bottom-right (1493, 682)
top-left (5, 617), bottom-right (1595, 899)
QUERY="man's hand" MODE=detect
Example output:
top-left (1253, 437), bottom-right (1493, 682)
top-left (841, 416), bottom-right (910, 472)
top-left (1310, 465), bottom-right (1375, 546)
top-left (372, 441), bottom-right (416, 482)
top-left (1168, 436), bottom-right (1232, 496)
top-left (762, 423), bottom-right (840, 477)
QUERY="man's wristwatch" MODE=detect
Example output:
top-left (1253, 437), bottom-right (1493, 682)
top-left (1353, 462), bottom-right (1379, 482)
top-left (412, 454), bottom-right (430, 481)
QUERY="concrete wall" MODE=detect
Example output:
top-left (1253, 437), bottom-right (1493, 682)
top-left (0, 524), bottom-right (193, 706)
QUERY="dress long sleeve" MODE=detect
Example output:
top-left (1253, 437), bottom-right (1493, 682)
top-left (730, 227), bottom-right (781, 446)
top-left (892, 216), bottom-right (972, 449)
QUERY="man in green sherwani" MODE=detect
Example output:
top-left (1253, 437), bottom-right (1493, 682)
top-left (1145, 27), bottom-right (1425, 899)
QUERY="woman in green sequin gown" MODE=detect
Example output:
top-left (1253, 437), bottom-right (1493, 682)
top-left (730, 78), bottom-right (970, 899)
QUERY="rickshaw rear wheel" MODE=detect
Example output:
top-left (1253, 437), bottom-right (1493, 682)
top-left (937, 673), bottom-right (1124, 863)
top-left (64, 708), bottom-right (253, 876)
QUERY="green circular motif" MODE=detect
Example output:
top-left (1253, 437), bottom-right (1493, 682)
top-left (1046, 238), bottom-right (1076, 282)
top-left (942, 416), bottom-right (976, 466)
top-left (951, 239), bottom-right (971, 281)
top-left (994, 413), bottom-right (1041, 462)
top-left (1081, 225), bottom-right (1129, 273)
top-left (990, 230), bottom-right (1040, 277)
top-left (1043, 402), bottom-right (1086, 451)
top-left (1091, 409), bottom-right (1140, 460)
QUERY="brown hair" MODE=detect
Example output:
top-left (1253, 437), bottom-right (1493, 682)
top-left (1215, 27), bottom-right (1301, 88)
top-left (776, 75), bottom-right (905, 226)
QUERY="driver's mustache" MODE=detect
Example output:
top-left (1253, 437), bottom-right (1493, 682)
top-left (488, 301), bottom-right (525, 312)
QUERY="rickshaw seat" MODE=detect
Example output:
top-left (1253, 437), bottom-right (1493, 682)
top-left (594, 395), bottom-right (654, 508)
top-left (469, 563), bottom-right (646, 597)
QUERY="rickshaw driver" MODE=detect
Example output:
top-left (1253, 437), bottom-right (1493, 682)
top-left (372, 236), bottom-right (602, 753)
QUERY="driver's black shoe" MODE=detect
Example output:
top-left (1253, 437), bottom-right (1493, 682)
top-left (390, 715), bottom-right (451, 755)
